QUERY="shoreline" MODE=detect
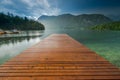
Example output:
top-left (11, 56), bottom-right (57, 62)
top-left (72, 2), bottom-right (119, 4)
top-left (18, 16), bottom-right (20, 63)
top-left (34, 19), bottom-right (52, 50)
top-left (0, 30), bottom-right (20, 35)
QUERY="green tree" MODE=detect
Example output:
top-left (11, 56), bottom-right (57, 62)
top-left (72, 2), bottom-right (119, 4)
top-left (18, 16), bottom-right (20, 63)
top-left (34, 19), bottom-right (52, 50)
top-left (0, 12), bottom-right (45, 30)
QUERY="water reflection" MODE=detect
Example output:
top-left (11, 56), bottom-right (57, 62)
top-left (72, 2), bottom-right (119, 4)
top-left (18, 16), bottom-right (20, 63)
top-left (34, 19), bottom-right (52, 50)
top-left (0, 36), bottom-right (41, 46)
top-left (0, 30), bottom-right (44, 38)
top-left (0, 31), bottom-right (44, 64)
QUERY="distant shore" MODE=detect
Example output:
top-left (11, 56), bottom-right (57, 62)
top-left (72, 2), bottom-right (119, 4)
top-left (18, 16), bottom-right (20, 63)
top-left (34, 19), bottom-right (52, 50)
top-left (0, 30), bottom-right (20, 35)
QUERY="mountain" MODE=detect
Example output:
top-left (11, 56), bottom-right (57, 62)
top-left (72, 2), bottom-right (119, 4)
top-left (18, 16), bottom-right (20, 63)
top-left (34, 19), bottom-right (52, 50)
top-left (107, 15), bottom-right (120, 21)
top-left (91, 21), bottom-right (120, 31)
top-left (0, 12), bottom-right (45, 30)
top-left (38, 14), bottom-right (112, 30)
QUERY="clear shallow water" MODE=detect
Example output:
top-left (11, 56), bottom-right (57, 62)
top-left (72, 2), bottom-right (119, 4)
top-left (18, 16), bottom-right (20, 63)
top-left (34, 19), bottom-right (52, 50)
top-left (0, 30), bottom-right (120, 67)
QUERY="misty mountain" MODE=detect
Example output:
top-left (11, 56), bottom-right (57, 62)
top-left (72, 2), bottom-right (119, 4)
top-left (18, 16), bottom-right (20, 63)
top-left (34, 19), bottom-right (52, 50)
top-left (107, 15), bottom-right (120, 21)
top-left (38, 14), bottom-right (112, 30)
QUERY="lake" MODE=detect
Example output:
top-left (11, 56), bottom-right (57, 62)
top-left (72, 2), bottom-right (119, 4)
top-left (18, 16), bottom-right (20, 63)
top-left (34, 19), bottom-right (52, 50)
top-left (0, 29), bottom-right (120, 67)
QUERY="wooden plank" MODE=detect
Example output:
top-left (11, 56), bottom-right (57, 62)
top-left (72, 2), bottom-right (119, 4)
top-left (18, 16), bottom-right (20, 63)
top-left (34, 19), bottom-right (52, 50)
top-left (0, 34), bottom-right (120, 79)
top-left (0, 66), bottom-right (118, 70)
top-left (0, 72), bottom-right (120, 77)
top-left (1, 76), bottom-right (120, 80)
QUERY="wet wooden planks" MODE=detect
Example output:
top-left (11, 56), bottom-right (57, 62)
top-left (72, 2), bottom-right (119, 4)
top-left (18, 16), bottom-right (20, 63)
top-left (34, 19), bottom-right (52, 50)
top-left (0, 34), bottom-right (120, 80)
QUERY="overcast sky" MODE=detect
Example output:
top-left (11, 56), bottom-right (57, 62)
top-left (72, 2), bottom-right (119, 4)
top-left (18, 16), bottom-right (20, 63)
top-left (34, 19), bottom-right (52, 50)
top-left (0, 0), bottom-right (120, 19)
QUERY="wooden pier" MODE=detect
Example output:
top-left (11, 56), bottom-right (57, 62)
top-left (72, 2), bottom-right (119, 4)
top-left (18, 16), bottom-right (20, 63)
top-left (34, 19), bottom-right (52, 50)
top-left (0, 34), bottom-right (120, 80)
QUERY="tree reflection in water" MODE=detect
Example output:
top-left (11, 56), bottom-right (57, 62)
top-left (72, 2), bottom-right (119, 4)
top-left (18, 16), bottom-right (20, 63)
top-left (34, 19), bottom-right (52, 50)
top-left (0, 31), bottom-right (44, 64)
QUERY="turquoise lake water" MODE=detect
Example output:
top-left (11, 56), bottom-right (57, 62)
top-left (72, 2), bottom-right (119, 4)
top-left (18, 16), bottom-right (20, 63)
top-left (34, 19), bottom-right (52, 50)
top-left (0, 30), bottom-right (120, 67)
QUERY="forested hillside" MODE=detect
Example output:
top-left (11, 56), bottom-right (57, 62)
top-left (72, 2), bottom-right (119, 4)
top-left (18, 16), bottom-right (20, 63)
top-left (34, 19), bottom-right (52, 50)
top-left (91, 21), bottom-right (120, 31)
top-left (0, 12), bottom-right (45, 30)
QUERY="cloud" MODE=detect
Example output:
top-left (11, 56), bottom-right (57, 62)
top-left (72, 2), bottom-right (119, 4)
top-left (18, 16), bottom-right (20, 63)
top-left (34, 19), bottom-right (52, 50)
top-left (0, 0), bottom-right (61, 19)
top-left (21, 0), bottom-right (50, 8)
top-left (1, 0), bottom-right (13, 5)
